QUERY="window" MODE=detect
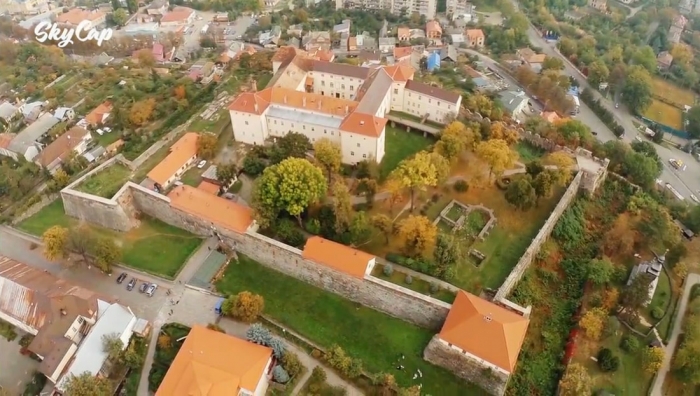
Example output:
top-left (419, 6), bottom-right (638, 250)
top-left (438, 101), bottom-right (441, 106)
top-left (303, 125), bottom-right (306, 130)
top-left (428, 99), bottom-right (432, 104)
top-left (291, 123), bottom-right (294, 128)
top-left (245, 121), bottom-right (249, 125)
top-left (351, 151), bottom-right (355, 156)
top-left (77, 317), bottom-right (85, 325)
top-left (331, 131), bottom-right (334, 135)
top-left (448, 105), bottom-right (451, 110)
top-left (350, 85), bottom-right (354, 90)
top-left (330, 82), bottom-right (334, 87)
top-left (324, 130), bottom-right (327, 134)
top-left (419, 96), bottom-right (422, 100)
top-left (311, 127), bottom-right (315, 131)
top-left (322, 81), bottom-right (325, 86)
top-left (357, 143), bottom-right (360, 147)
top-left (363, 154), bottom-right (367, 158)
top-left (274, 120), bottom-right (277, 124)
top-left (342, 84), bottom-right (345, 89)
top-left (394, 88), bottom-right (398, 94)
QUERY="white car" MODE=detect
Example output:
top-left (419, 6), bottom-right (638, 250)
top-left (197, 160), bottom-right (207, 169)
top-left (146, 283), bottom-right (158, 297)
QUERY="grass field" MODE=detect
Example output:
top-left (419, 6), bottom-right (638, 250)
top-left (515, 141), bottom-right (545, 163)
top-left (18, 200), bottom-right (201, 278)
top-left (652, 77), bottom-right (696, 107)
top-left (644, 270), bottom-right (674, 339)
top-left (643, 99), bottom-right (684, 130)
top-left (380, 126), bottom-right (433, 179)
top-left (74, 163), bottom-right (132, 199)
top-left (216, 254), bottom-right (487, 396)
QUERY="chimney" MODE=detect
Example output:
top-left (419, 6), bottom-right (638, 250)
top-left (254, 103), bottom-right (258, 113)
top-left (484, 314), bottom-right (492, 322)
top-left (345, 105), bottom-right (349, 114)
top-left (251, 80), bottom-right (257, 92)
top-left (60, 309), bottom-right (67, 316)
top-left (360, 120), bottom-right (365, 125)
top-left (302, 97), bottom-right (307, 107)
top-left (284, 95), bottom-right (288, 104)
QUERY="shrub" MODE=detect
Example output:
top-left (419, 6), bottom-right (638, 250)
top-left (242, 155), bottom-right (266, 176)
top-left (311, 349), bottom-right (322, 359)
top-left (276, 219), bottom-right (307, 247)
top-left (325, 345), bottom-right (351, 372)
top-left (347, 358), bottom-right (364, 378)
top-left (305, 219), bottom-right (321, 235)
top-left (597, 348), bottom-right (620, 372)
top-left (430, 283), bottom-right (440, 293)
top-left (19, 334), bottom-right (34, 348)
top-left (246, 323), bottom-right (272, 345)
top-left (268, 337), bottom-right (286, 359)
top-left (383, 264), bottom-right (394, 276)
top-left (273, 365), bottom-right (290, 383)
top-left (405, 275), bottom-right (413, 285)
top-left (311, 366), bottom-right (327, 383)
top-left (651, 306), bottom-right (665, 320)
top-left (496, 177), bottom-right (511, 190)
top-left (620, 334), bottom-right (640, 353)
top-left (431, 193), bottom-right (440, 202)
top-left (385, 253), bottom-right (406, 264)
top-left (454, 180), bottom-right (469, 192)
top-left (229, 180), bottom-right (243, 193)
top-left (230, 291), bottom-right (265, 322)
top-left (281, 352), bottom-right (302, 377)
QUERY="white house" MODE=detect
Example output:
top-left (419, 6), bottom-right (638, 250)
top-left (5, 113), bottom-right (60, 161)
top-left (53, 107), bottom-right (75, 121)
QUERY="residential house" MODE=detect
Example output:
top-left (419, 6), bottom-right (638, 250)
top-left (0, 101), bottom-right (18, 125)
top-left (78, 102), bottom-right (112, 129)
top-left (679, 0), bottom-right (692, 14)
top-left (425, 291), bottom-right (529, 393)
top-left (303, 31), bottom-right (332, 51)
top-left (201, 164), bottom-right (237, 189)
top-left (657, 51), bottom-right (673, 70)
top-left (357, 32), bottom-right (377, 50)
top-left (229, 52), bottom-right (461, 164)
top-left (259, 26), bottom-right (282, 47)
top-left (410, 29), bottom-right (426, 40)
top-left (146, 0), bottom-right (169, 15)
top-left (213, 12), bottom-right (229, 22)
top-left (348, 36), bottom-right (358, 51)
top-left (335, 32), bottom-right (350, 50)
top-left (379, 19), bottom-right (388, 38)
top-left (447, 0), bottom-right (474, 20)
top-left (56, 9), bottom-right (106, 27)
top-left (337, 0), bottom-right (436, 19)
top-left (517, 48), bottom-right (547, 72)
top-left (1, 0), bottom-right (49, 15)
top-left (287, 24), bottom-right (303, 37)
top-left (5, 113), bottom-right (60, 161)
top-left (394, 46), bottom-right (413, 63)
top-left (427, 51), bottom-right (441, 71)
top-left (465, 29), bottom-right (485, 48)
top-left (146, 132), bottom-right (199, 190)
top-left (309, 48), bottom-right (335, 62)
top-left (541, 111), bottom-right (563, 123)
top-left (359, 49), bottom-right (382, 64)
top-left (18, 11), bottom-right (55, 30)
top-left (334, 19), bottom-right (352, 35)
top-left (69, 51), bottom-right (114, 66)
top-left (160, 6), bottom-right (195, 26)
top-left (588, 0), bottom-right (606, 11)
top-left (440, 45), bottom-right (458, 63)
top-left (627, 253), bottom-right (665, 306)
top-left (156, 326), bottom-right (274, 396)
top-left (379, 37), bottom-right (397, 53)
top-left (20, 101), bottom-right (45, 123)
top-left (82, 145), bottom-right (106, 163)
top-left (303, 236), bottom-right (376, 278)
top-left (669, 15), bottom-right (688, 44)
top-left (498, 90), bottom-right (529, 117)
top-left (133, 43), bottom-right (165, 63)
top-left (450, 33), bottom-right (465, 46)
top-left (426, 20), bottom-right (442, 41)
top-left (289, 36), bottom-right (301, 49)
top-left (0, 256), bottom-right (137, 389)
top-left (35, 126), bottom-right (92, 172)
top-left (53, 107), bottom-right (75, 121)
top-left (397, 26), bottom-right (410, 42)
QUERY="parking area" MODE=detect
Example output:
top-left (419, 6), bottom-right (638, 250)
top-left (0, 337), bottom-right (39, 394)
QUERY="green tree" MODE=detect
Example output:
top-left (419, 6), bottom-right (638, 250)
top-left (216, 163), bottom-right (238, 185)
top-left (313, 138), bottom-right (342, 182)
top-left (330, 181), bottom-right (353, 234)
top-left (686, 106), bottom-right (700, 138)
top-left (433, 234), bottom-right (458, 278)
top-left (94, 237), bottom-right (122, 272)
top-left (587, 60), bottom-right (610, 88)
top-left (587, 258), bottom-right (614, 286)
top-left (622, 65), bottom-right (653, 114)
top-left (475, 139), bottom-right (517, 180)
top-left (632, 46), bottom-right (658, 73)
top-left (558, 363), bottom-right (591, 396)
top-left (533, 170), bottom-right (554, 200)
top-left (102, 333), bottom-right (124, 360)
top-left (67, 226), bottom-right (96, 266)
top-left (370, 214), bottom-right (393, 243)
top-left (253, 158), bottom-right (327, 227)
top-left (620, 274), bottom-right (653, 317)
top-left (622, 151), bottom-right (661, 188)
top-left (269, 132), bottom-right (311, 164)
top-left (126, 0), bottom-right (137, 14)
top-left (396, 215), bottom-right (438, 257)
top-left (112, 8), bottom-right (128, 26)
top-left (505, 175), bottom-right (537, 211)
top-left (349, 211), bottom-right (372, 245)
top-left (389, 151), bottom-right (440, 212)
top-left (63, 372), bottom-right (112, 396)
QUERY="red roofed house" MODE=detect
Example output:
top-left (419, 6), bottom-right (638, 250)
top-left (228, 49), bottom-right (460, 165)
top-left (426, 20), bottom-right (442, 40)
top-left (78, 102), bottom-right (112, 129)
top-left (465, 29), bottom-right (485, 48)
top-left (160, 7), bottom-right (195, 27)
top-left (424, 290), bottom-right (530, 395)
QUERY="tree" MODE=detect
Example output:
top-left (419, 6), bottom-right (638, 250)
top-left (620, 274), bottom-right (653, 316)
top-left (558, 363), bottom-right (591, 396)
top-left (273, 365), bottom-right (290, 383)
top-left (330, 181), bottom-right (353, 233)
top-left (370, 214), bottom-right (393, 243)
top-left (579, 308), bottom-right (607, 340)
top-left (623, 152), bottom-right (661, 188)
top-left (597, 348), bottom-right (620, 372)
top-left (246, 323), bottom-right (272, 345)
top-left (396, 215), bottom-right (437, 257)
top-left (357, 178), bottom-right (377, 206)
top-left (126, 0), bottom-right (137, 13)
top-left (475, 139), bottom-right (517, 180)
top-left (230, 291), bottom-right (264, 322)
top-left (542, 56), bottom-right (564, 70)
top-left (587, 60), bottom-right (610, 88)
top-left (686, 106), bottom-right (700, 138)
top-left (433, 234), bottom-right (458, 278)
top-left (587, 258), bottom-right (614, 286)
top-left (53, 168), bottom-right (70, 188)
top-left (269, 132), bottom-right (311, 164)
top-left (196, 133), bottom-right (217, 160)
top-left (313, 138), bottom-right (342, 182)
top-left (505, 175), bottom-right (537, 211)
top-left (533, 171), bottom-right (554, 200)
top-left (94, 237), bottom-right (121, 272)
top-left (122, 341), bottom-right (143, 368)
top-left (632, 46), bottom-right (657, 73)
top-left (545, 151), bottom-right (575, 185)
top-left (112, 8), bottom-right (128, 26)
top-left (67, 226), bottom-right (96, 266)
top-left (102, 333), bottom-right (124, 360)
top-left (435, 121), bottom-right (474, 160)
top-left (253, 158), bottom-right (327, 227)
top-left (389, 151), bottom-right (440, 212)
top-left (63, 372), bottom-right (112, 396)
top-left (281, 352), bottom-right (303, 377)
top-left (486, 122), bottom-right (519, 145)
top-left (349, 211), bottom-right (372, 245)
top-left (157, 334), bottom-right (171, 349)
top-left (216, 163), bottom-right (238, 185)
top-left (42, 225), bottom-right (68, 260)
top-left (602, 288), bottom-right (620, 311)
top-left (128, 97), bottom-right (156, 126)
top-left (642, 346), bottom-right (665, 374)
top-left (622, 65), bottom-right (653, 114)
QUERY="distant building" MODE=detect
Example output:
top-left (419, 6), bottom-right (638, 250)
top-left (657, 51), bottom-right (673, 70)
top-left (379, 37), bottom-right (396, 53)
top-left (426, 20), bottom-right (442, 40)
top-left (56, 8), bottom-right (106, 27)
top-left (465, 29), bottom-right (485, 48)
top-left (336, 0), bottom-right (437, 20)
top-left (160, 6), bottom-right (195, 27)
top-left (588, 0), bottom-right (607, 11)
top-left (427, 51), bottom-right (441, 71)
top-left (498, 90), bottom-right (529, 117)
top-left (146, 132), bottom-right (199, 190)
top-left (35, 126), bottom-right (92, 173)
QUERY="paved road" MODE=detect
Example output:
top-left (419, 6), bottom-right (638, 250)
top-left (651, 273), bottom-right (700, 395)
top-left (503, 3), bottom-right (700, 199)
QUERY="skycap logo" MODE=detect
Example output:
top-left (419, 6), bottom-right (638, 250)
top-left (34, 20), bottom-right (113, 48)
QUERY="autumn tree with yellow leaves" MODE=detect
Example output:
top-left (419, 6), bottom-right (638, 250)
top-left (475, 139), bottom-right (518, 181)
top-left (396, 215), bottom-right (437, 257)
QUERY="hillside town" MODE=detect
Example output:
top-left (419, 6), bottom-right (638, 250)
top-left (1, 0), bottom-right (700, 395)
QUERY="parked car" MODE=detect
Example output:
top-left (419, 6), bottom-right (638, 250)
top-left (146, 283), bottom-right (158, 297)
top-left (139, 282), bottom-right (149, 293)
top-left (197, 160), bottom-right (207, 169)
top-left (117, 272), bottom-right (127, 284)
top-left (127, 278), bottom-right (136, 291)
top-left (692, 194), bottom-right (700, 203)
top-left (670, 159), bottom-right (685, 170)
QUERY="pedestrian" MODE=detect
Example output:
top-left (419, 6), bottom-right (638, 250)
top-left (413, 374), bottom-right (417, 380)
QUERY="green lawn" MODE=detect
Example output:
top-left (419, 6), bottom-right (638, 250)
top-left (514, 141), bottom-right (545, 163)
top-left (371, 263), bottom-right (456, 303)
top-left (74, 163), bottom-right (132, 199)
top-left (645, 270), bottom-right (673, 339)
top-left (179, 166), bottom-right (204, 187)
top-left (380, 126), bottom-right (433, 179)
top-left (18, 200), bottom-right (202, 278)
top-left (92, 130), bottom-right (123, 147)
top-left (216, 254), bottom-right (487, 396)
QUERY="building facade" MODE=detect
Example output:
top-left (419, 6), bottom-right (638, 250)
top-left (336, 0), bottom-right (437, 20)
top-left (228, 50), bottom-right (461, 165)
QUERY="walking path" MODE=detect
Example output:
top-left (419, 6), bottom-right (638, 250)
top-left (651, 273), bottom-right (700, 396)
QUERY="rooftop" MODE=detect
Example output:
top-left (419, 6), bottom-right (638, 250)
top-left (302, 236), bottom-right (374, 278)
top-left (405, 80), bottom-right (461, 103)
top-left (8, 113), bottom-right (59, 153)
top-left (161, 7), bottom-right (194, 23)
top-left (147, 132), bottom-right (199, 186)
top-left (56, 9), bottom-right (105, 25)
top-left (439, 291), bottom-right (529, 372)
top-left (156, 325), bottom-right (272, 396)
top-left (168, 185), bottom-right (254, 234)
top-left (84, 102), bottom-right (112, 126)
top-left (36, 126), bottom-right (90, 168)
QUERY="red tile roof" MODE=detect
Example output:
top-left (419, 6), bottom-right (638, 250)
top-left (339, 112), bottom-right (387, 138)
top-left (302, 237), bottom-right (374, 278)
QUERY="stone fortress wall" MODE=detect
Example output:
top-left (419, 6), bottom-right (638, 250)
top-left (57, 126), bottom-right (609, 395)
